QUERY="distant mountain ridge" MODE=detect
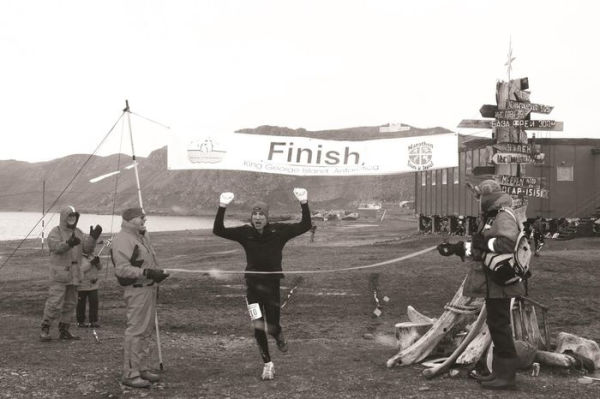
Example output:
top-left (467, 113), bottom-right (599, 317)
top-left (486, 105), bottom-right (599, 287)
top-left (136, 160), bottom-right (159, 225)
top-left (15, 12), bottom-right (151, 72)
top-left (0, 125), bottom-right (451, 215)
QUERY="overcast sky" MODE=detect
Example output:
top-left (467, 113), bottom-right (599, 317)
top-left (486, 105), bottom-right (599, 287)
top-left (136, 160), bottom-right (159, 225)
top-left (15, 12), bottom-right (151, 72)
top-left (1, 0), bottom-right (598, 162)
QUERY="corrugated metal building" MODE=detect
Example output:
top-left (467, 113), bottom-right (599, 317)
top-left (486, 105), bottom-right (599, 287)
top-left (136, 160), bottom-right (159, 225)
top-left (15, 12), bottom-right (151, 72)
top-left (415, 137), bottom-right (600, 218)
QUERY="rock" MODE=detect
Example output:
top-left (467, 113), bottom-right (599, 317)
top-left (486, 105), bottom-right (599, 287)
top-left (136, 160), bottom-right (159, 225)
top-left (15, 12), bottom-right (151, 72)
top-left (363, 333), bottom-right (374, 340)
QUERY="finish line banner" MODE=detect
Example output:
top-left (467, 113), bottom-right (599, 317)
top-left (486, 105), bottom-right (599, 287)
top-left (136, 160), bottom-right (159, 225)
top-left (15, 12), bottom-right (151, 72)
top-left (168, 132), bottom-right (458, 176)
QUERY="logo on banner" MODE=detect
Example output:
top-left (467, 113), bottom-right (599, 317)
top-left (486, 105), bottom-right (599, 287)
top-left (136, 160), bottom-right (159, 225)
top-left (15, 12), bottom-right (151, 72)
top-left (408, 142), bottom-right (434, 171)
top-left (187, 138), bottom-right (227, 164)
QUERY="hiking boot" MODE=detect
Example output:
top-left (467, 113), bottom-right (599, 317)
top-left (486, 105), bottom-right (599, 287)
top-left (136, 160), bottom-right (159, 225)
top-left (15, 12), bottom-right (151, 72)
top-left (470, 355), bottom-right (499, 383)
top-left (122, 376), bottom-right (151, 389)
top-left (469, 369), bottom-right (495, 383)
top-left (77, 322), bottom-right (88, 328)
top-left (58, 322), bottom-right (81, 340)
top-left (261, 361), bottom-right (275, 381)
top-left (481, 356), bottom-right (517, 390)
top-left (140, 370), bottom-right (160, 382)
top-left (275, 332), bottom-right (288, 352)
top-left (89, 322), bottom-right (101, 328)
top-left (40, 324), bottom-right (52, 342)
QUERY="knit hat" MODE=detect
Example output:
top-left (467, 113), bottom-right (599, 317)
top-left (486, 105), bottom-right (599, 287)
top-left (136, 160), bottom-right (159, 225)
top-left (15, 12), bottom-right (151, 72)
top-left (478, 180), bottom-right (501, 196)
top-left (122, 207), bottom-right (145, 221)
top-left (250, 201), bottom-right (269, 218)
top-left (477, 180), bottom-right (512, 212)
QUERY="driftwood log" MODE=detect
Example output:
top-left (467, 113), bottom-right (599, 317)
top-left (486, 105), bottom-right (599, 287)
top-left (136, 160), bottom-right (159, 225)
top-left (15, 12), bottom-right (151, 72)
top-left (535, 350), bottom-right (577, 368)
top-left (422, 304), bottom-right (487, 379)
top-left (387, 279), bottom-right (478, 368)
top-left (394, 306), bottom-right (436, 350)
top-left (388, 275), bottom-right (555, 377)
top-left (456, 323), bottom-right (491, 365)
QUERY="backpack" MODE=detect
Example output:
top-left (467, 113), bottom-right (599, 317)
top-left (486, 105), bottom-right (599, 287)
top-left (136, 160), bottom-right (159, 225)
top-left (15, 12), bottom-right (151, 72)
top-left (482, 207), bottom-right (532, 286)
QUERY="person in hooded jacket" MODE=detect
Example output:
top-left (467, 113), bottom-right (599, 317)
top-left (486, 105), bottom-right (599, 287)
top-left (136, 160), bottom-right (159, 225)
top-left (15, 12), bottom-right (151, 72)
top-left (40, 206), bottom-right (103, 341)
top-left (438, 180), bottom-right (525, 391)
top-left (76, 249), bottom-right (103, 328)
top-left (213, 188), bottom-right (311, 381)
top-left (111, 207), bottom-right (169, 389)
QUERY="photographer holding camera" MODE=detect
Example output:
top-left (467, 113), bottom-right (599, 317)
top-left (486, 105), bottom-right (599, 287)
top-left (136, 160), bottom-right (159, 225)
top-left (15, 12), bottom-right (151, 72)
top-left (438, 180), bottom-right (525, 391)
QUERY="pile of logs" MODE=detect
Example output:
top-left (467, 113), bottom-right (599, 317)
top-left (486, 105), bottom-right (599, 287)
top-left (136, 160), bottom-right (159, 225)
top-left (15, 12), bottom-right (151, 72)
top-left (387, 277), bottom-right (599, 379)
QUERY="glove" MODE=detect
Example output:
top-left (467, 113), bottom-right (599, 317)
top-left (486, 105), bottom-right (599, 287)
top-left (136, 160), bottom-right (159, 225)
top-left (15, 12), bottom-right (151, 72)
top-left (143, 268), bottom-right (169, 283)
top-left (437, 241), bottom-right (466, 261)
top-left (90, 224), bottom-right (103, 240)
top-left (66, 233), bottom-right (81, 248)
top-left (471, 234), bottom-right (488, 251)
top-left (129, 245), bottom-right (144, 267)
top-left (219, 192), bottom-right (235, 207)
top-left (90, 256), bottom-right (100, 267)
top-left (293, 187), bottom-right (308, 203)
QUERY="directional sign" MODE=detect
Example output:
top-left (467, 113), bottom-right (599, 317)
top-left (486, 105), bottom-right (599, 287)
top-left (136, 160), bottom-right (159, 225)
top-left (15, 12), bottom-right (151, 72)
top-left (493, 143), bottom-right (541, 154)
top-left (508, 101), bottom-right (554, 114)
top-left (492, 119), bottom-right (563, 131)
top-left (496, 175), bottom-right (545, 187)
top-left (500, 184), bottom-right (549, 199)
top-left (480, 104), bottom-right (498, 118)
top-left (511, 119), bottom-right (562, 130)
top-left (492, 152), bottom-right (537, 164)
top-left (494, 109), bottom-right (530, 120)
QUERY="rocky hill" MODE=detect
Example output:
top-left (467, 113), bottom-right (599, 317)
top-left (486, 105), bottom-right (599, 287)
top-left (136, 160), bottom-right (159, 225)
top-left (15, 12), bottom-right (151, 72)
top-left (0, 125), bottom-right (452, 215)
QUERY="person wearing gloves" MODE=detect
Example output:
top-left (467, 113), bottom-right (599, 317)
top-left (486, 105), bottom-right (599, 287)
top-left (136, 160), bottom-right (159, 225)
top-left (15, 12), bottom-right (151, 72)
top-left (213, 188), bottom-right (311, 381)
top-left (40, 205), bottom-right (102, 341)
top-left (438, 180), bottom-right (525, 391)
top-left (111, 207), bottom-right (169, 389)
top-left (76, 249), bottom-right (103, 328)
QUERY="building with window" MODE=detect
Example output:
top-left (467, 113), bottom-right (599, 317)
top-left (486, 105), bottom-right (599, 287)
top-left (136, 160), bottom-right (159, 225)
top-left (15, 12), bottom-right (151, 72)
top-left (414, 137), bottom-right (600, 219)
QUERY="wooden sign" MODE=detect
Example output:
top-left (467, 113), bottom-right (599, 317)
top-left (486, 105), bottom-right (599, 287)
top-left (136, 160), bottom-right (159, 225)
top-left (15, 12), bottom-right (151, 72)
top-left (508, 101), bottom-right (554, 114)
top-left (493, 143), bottom-right (541, 154)
top-left (480, 104), bottom-right (498, 118)
top-left (460, 119), bottom-right (563, 131)
top-left (494, 109), bottom-right (530, 120)
top-left (500, 184), bottom-right (549, 199)
top-left (496, 175), bottom-right (545, 187)
top-left (492, 152), bottom-right (537, 164)
top-left (492, 119), bottom-right (563, 131)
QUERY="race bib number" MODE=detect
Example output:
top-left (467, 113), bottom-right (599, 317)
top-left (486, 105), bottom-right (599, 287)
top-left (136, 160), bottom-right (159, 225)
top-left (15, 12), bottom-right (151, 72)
top-left (247, 302), bottom-right (262, 320)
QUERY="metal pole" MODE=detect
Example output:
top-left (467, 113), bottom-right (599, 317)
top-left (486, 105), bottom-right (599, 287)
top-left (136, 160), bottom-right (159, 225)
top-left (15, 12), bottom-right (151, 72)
top-left (125, 101), bottom-right (144, 209)
top-left (41, 180), bottom-right (45, 252)
top-left (124, 100), bottom-right (164, 371)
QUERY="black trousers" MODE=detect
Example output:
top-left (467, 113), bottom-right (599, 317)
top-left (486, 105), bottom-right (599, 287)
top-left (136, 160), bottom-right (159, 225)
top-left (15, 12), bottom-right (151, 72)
top-left (246, 278), bottom-right (281, 363)
top-left (486, 297), bottom-right (517, 358)
top-left (76, 289), bottom-right (99, 324)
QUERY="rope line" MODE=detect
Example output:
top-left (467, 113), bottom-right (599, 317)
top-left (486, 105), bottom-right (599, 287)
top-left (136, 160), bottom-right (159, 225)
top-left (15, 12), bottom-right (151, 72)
top-left (163, 245), bottom-right (437, 275)
top-left (0, 112), bottom-right (125, 271)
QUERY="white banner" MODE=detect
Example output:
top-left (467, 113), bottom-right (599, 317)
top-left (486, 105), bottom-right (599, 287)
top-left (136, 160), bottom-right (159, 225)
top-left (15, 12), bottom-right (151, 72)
top-left (168, 132), bottom-right (458, 176)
